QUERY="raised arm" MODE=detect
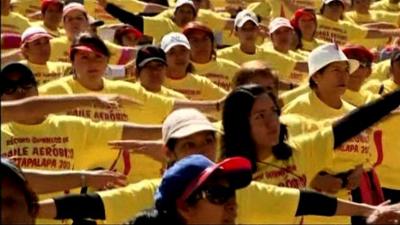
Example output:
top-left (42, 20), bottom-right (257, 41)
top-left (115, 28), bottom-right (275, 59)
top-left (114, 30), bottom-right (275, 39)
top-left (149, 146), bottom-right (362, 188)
top-left (366, 28), bottom-right (400, 39)
top-left (23, 169), bottom-right (127, 194)
top-left (98, 0), bottom-right (144, 32)
top-left (333, 89), bottom-right (400, 148)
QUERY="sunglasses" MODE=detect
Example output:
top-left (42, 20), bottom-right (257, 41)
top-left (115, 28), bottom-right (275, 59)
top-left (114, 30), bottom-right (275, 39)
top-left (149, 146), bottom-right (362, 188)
top-left (2, 79), bottom-right (36, 95)
top-left (190, 185), bottom-right (236, 205)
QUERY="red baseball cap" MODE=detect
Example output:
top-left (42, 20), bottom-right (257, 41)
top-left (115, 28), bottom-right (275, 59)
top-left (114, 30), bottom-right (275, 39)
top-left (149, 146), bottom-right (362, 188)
top-left (21, 27), bottom-right (52, 46)
top-left (41, 0), bottom-right (64, 14)
top-left (69, 44), bottom-right (105, 59)
top-left (342, 44), bottom-right (374, 62)
top-left (119, 26), bottom-right (143, 39)
top-left (290, 8), bottom-right (316, 30)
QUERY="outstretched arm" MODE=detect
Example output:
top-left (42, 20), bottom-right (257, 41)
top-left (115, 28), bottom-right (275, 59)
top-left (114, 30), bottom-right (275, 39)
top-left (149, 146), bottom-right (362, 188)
top-left (98, 0), bottom-right (144, 32)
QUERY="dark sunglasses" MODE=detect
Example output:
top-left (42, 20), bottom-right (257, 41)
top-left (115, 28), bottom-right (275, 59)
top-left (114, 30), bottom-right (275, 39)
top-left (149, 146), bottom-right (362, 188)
top-left (2, 79), bottom-right (36, 95)
top-left (190, 185), bottom-right (236, 205)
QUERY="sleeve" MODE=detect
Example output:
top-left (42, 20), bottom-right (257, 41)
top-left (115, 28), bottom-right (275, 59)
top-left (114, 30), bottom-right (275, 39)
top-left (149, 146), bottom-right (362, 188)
top-left (143, 16), bottom-right (171, 42)
top-left (104, 41), bottom-right (125, 65)
top-left (361, 79), bottom-right (382, 94)
top-left (197, 10), bottom-right (229, 32)
top-left (200, 76), bottom-right (228, 100)
top-left (290, 127), bottom-right (335, 178)
top-left (236, 181), bottom-right (300, 224)
top-left (98, 179), bottom-right (159, 224)
top-left (113, 0), bottom-right (146, 13)
top-left (38, 80), bottom-right (71, 95)
top-left (105, 3), bottom-right (144, 32)
top-left (343, 21), bottom-right (368, 42)
top-left (262, 51), bottom-right (298, 79)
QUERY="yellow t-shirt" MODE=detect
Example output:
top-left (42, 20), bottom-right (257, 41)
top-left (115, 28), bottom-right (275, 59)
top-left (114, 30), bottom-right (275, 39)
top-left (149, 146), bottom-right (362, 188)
top-left (131, 82), bottom-right (187, 100)
top-left (342, 89), bottom-right (379, 107)
top-left (280, 85), bottom-right (311, 106)
top-left (217, 44), bottom-right (297, 78)
top-left (192, 58), bottom-right (240, 91)
top-left (10, 0), bottom-right (41, 21)
top-left (30, 20), bottom-right (65, 38)
top-left (99, 178), bottom-right (301, 224)
top-left (143, 16), bottom-right (182, 44)
top-left (84, 0), bottom-right (146, 25)
top-left (315, 15), bottom-right (368, 46)
top-left (163, 73), bottom-right (227, 100)
top-left (1, 12), bottom-right (31, 34)
top-left (49, 36), bottom-right (124, 64)
top-left (371, 0), bottom-right (400, 12)
top-left (20, 60), bottom-right (71, 86)
top-left (369, 59), bottom-right (392, 82)
top-left (362, 78), bottom-right (400, 95)
top-left (283, 91), bottom-right (372, 224)
top-left (300, 38), bottom-right (327, 52)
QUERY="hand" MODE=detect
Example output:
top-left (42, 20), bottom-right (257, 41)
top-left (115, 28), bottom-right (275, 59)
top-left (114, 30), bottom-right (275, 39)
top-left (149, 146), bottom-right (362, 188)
top-left (367, 202), bottom-right (400, 224)
top-left (346, 165), bottom-right (363, 190)
top-left (83, 170), bottom-right (127, 190)
top-left (94, 94), bottom-right (143, 108)
top-left (108, 140), bottom-right (164, 163)
top-left (310, 173), bottom-right (343, 194)
top-left (97, 0), bottom-right (108, 8)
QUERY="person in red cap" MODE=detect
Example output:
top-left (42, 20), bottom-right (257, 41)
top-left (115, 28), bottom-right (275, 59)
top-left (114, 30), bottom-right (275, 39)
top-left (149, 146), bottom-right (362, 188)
top-left (291, 8), bottom-right (327, 52)
top-left (182, 21), bottom-right (240, 91)
top-left (36, 0), bottom-right (65, 37)
top-left (113, 25), bottom-right (143, 47)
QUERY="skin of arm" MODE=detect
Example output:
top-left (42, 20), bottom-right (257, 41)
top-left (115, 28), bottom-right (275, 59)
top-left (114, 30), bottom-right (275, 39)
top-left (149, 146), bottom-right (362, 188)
top-left (23, 169), bottom-right (127, 194)
top-left (366, 28), bottom-right (400, 39)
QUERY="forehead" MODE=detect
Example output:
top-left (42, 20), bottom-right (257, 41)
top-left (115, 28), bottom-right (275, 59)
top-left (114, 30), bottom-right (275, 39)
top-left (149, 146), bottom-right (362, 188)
top-left (273, 27), bottom-right (293, 34)
top-left (251, 94), bottom-right (275, 111)
top-left (176, 130), bottom-right (214, 142)
top-left (239, 20), bottom-right (258, 29)
top-left (64, 10), bottom-right (87, 19)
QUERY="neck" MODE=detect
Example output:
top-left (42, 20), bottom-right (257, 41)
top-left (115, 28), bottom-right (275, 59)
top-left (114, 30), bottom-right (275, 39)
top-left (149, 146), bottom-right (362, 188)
top-left (256, 146), bottom-right (273, 161)
top-left (167, 67), bottom-right (187, 79)
top-left (315, 89), bottom-right (343, 109)
top-left (191, 55), bottom-right (211, 64)
top-left (75, 76), bottom-right (104, 91)
top-left (302, 33), bottom-right (314, 41)
top-left (240, 42), bottom-right (256, 54)
top-left (141, 82), bottom-right (161, 93)
top-left (44, 21), bottom-right (58, 31)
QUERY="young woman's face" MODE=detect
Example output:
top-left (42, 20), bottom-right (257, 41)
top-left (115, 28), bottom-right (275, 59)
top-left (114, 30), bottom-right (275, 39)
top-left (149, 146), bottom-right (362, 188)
top-left (172, 131), bottom-right (217, 162)
top-left (1, 72), bottom-right (38, 101)
top-left (174, 5), bottom-right (196, 27)
top-left (166, 45), bottom-right (191, 70)
top-left (63, 10), bottom-right (89, 38)
top-left (22, 37), bottom-right (51, 64)
top-left (347, 57), bottom-right (371, 91)
top-left (271, 27), bottom-right (294, 51)
top-left (43, 3), bottom-right (63, 28)
top-left (1, 178), bottom-right (35, 224)
top-left (298, 16), bottom-right (316, 38)
top-left (72, 50), bottom-right (108, 80)
top-left (250, 94), bottom-right (280, 150)
top-left (247, 74), bottom-right (278, 97)
top-left (183, 180), bottom-right (237, 225)
top-left (236, 21), bottom-right (259, 45)
top-left (187, 30), bottom-right (213, 63)
top-left (313, 61), bottom-right (350, 97)
top-left (139, 61), bottom-right (167, 90)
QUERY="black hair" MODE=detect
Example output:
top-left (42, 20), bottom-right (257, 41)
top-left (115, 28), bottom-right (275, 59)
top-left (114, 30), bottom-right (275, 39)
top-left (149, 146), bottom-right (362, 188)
top-left (124, 208), bottom-right (186, 225)
top-left (0, 63), bottom-right (37, 96)
top-left (221, 84), bottom-right (292, 173)
top-left (1, 158), bottom-right (39, 219)
top-left (69, 33), bottom-right (111, 61)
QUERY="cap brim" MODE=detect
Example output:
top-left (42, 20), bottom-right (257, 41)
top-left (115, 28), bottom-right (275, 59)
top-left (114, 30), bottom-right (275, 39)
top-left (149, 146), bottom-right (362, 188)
top-left (138, 57), bottom-right (166, 68)
top-left (72, 46), bottom-right (104, 56)
top-left (180, 157), bottom-right (252, 201)
top-left (168, 122), bottom-right (218, 140)
top-left (269, 24), bottom-right (293, 34)
top-left (236, 17), bottom-right (258, 28)
top-left (22, 33), bottom-right (52, 45)
top-left (163, 42), bottom-right (191, 53)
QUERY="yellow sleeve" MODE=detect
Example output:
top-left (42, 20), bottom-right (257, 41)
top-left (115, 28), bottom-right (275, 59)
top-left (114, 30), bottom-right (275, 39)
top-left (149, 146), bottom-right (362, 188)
top-left (342, 21), bottom-right (368, 42)
top-left (197, 10), bottom-right (229, 32)
top-left (280, 85), bottom-right (311, 106)
top-left (98, 179), bottom-right (160, 224)
top-left (38, 78), bottom-right (73, 95)
top-left (246, 1), bottom-right (272, 21)
top-left (369, 60), bottom-right (391, 81)
top-left (262, 51), bottom-right (298, 80)
top-left (290, 127), bottom-right (335, 178)
top-left (198, 75), bottom-right (228, 100)
top-left (112, 0), bottom-right (146, 12)
top-left (237, 181), bottom-right (300, 224)
top-left (361, 79), bottom-right (383, 95)
top-left (104, 41), bottom-right (124, 65)
top-left (143, 17), bottom-right (175, 43)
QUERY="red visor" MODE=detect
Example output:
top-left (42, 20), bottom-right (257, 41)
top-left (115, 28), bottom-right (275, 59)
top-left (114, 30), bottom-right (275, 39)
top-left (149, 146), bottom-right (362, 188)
top-left (290, 8), bottom-right (316, 30)
top-left (69, 45), bottom-right (105, 58)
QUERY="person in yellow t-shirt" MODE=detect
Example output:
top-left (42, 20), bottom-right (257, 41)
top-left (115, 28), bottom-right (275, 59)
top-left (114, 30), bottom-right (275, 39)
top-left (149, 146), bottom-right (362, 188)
top-left (291, 8), bottom-right (327, 52)
top-left (36, 108), bottom-right (400, 224)
top-left (30, 0), bottom-right (65, 38)
top-left (362, 50), bottom-right (400, 95)
top-left (182, 21), bottom-right (240, 91)
top-left (261, 17), bottom-right (309, 84)
top-left (160, 32), bottom-right (227, 101)
top-left (1, 0), bottom-right (31, 35)
top-left (10, 0), bottom-right (41, 21)
top-left (133, 45), bottom-right (187, 100)
top-left (50, 3), bottom-right (134, 64)
top-left (98, 0), bottom-right (195, 44)
top-left (19, 27), bottom-right (71, 86)
top-left (316, 0), bottom-right (400, 46)
top-left (371, 0), bottom-right (400, 12)
top-left (217, 10), bottom-right (306, 82)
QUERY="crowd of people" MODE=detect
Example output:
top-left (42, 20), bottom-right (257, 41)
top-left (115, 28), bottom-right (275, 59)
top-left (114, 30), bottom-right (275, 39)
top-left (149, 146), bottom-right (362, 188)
top-left (1, 0), bottom-right (400, 224)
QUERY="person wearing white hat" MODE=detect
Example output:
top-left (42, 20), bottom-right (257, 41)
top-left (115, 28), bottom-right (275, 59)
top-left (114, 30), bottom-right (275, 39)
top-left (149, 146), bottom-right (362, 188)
top-left (19, 27), bottom-right (71, 85)
top-left (160, 32), bottom-right (227, 101)
top-left (283, 43), bottom-right (372, 224)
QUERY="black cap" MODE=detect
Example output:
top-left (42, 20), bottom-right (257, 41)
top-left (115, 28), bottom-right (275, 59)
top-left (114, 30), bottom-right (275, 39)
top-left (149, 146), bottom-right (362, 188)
top-left (1, 62), bottom-right (36, 82)
top-left (136, 45), bottom-right (167, 70)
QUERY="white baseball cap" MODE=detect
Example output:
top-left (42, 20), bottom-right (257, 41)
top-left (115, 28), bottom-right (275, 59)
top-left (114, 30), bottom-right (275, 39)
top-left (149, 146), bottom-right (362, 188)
top-left (160, 32), bottom-right (191, 53)
top-left (323, 0), bottom-right (345, 5)
top-left (63, 2), bottom-right (87, 18)
top-left (21, 27), bottom-right (52, 45)
top-left (175, 0), bottom-right (196, 10)
top-left (234, 10), bottom-right (259, 28)
top-left (268, 17), bottom-right (293, 34)
top-left (162, 108), bottom-right (218, 143)
top-left (308, 43), bottom-right (359, 76)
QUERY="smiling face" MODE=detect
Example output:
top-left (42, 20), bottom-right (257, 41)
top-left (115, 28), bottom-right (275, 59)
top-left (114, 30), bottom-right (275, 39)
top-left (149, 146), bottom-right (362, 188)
top-left (312, 61), bottom-right (350, 97)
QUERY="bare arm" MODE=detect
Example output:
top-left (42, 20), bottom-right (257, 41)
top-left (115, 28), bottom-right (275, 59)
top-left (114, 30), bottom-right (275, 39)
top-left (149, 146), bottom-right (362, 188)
top-left (294, 62), bottom-right (309, 73)
top-left (108, 139), bottom-right (164, 163)
top-left (366, 28), bottom-right (400, 39)
top-left (1, 94), bottom-right (141, 123)
top-left (23, 169), bottom-right (127, 194)
top-left (174, 98), bottom-right (223, 113)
